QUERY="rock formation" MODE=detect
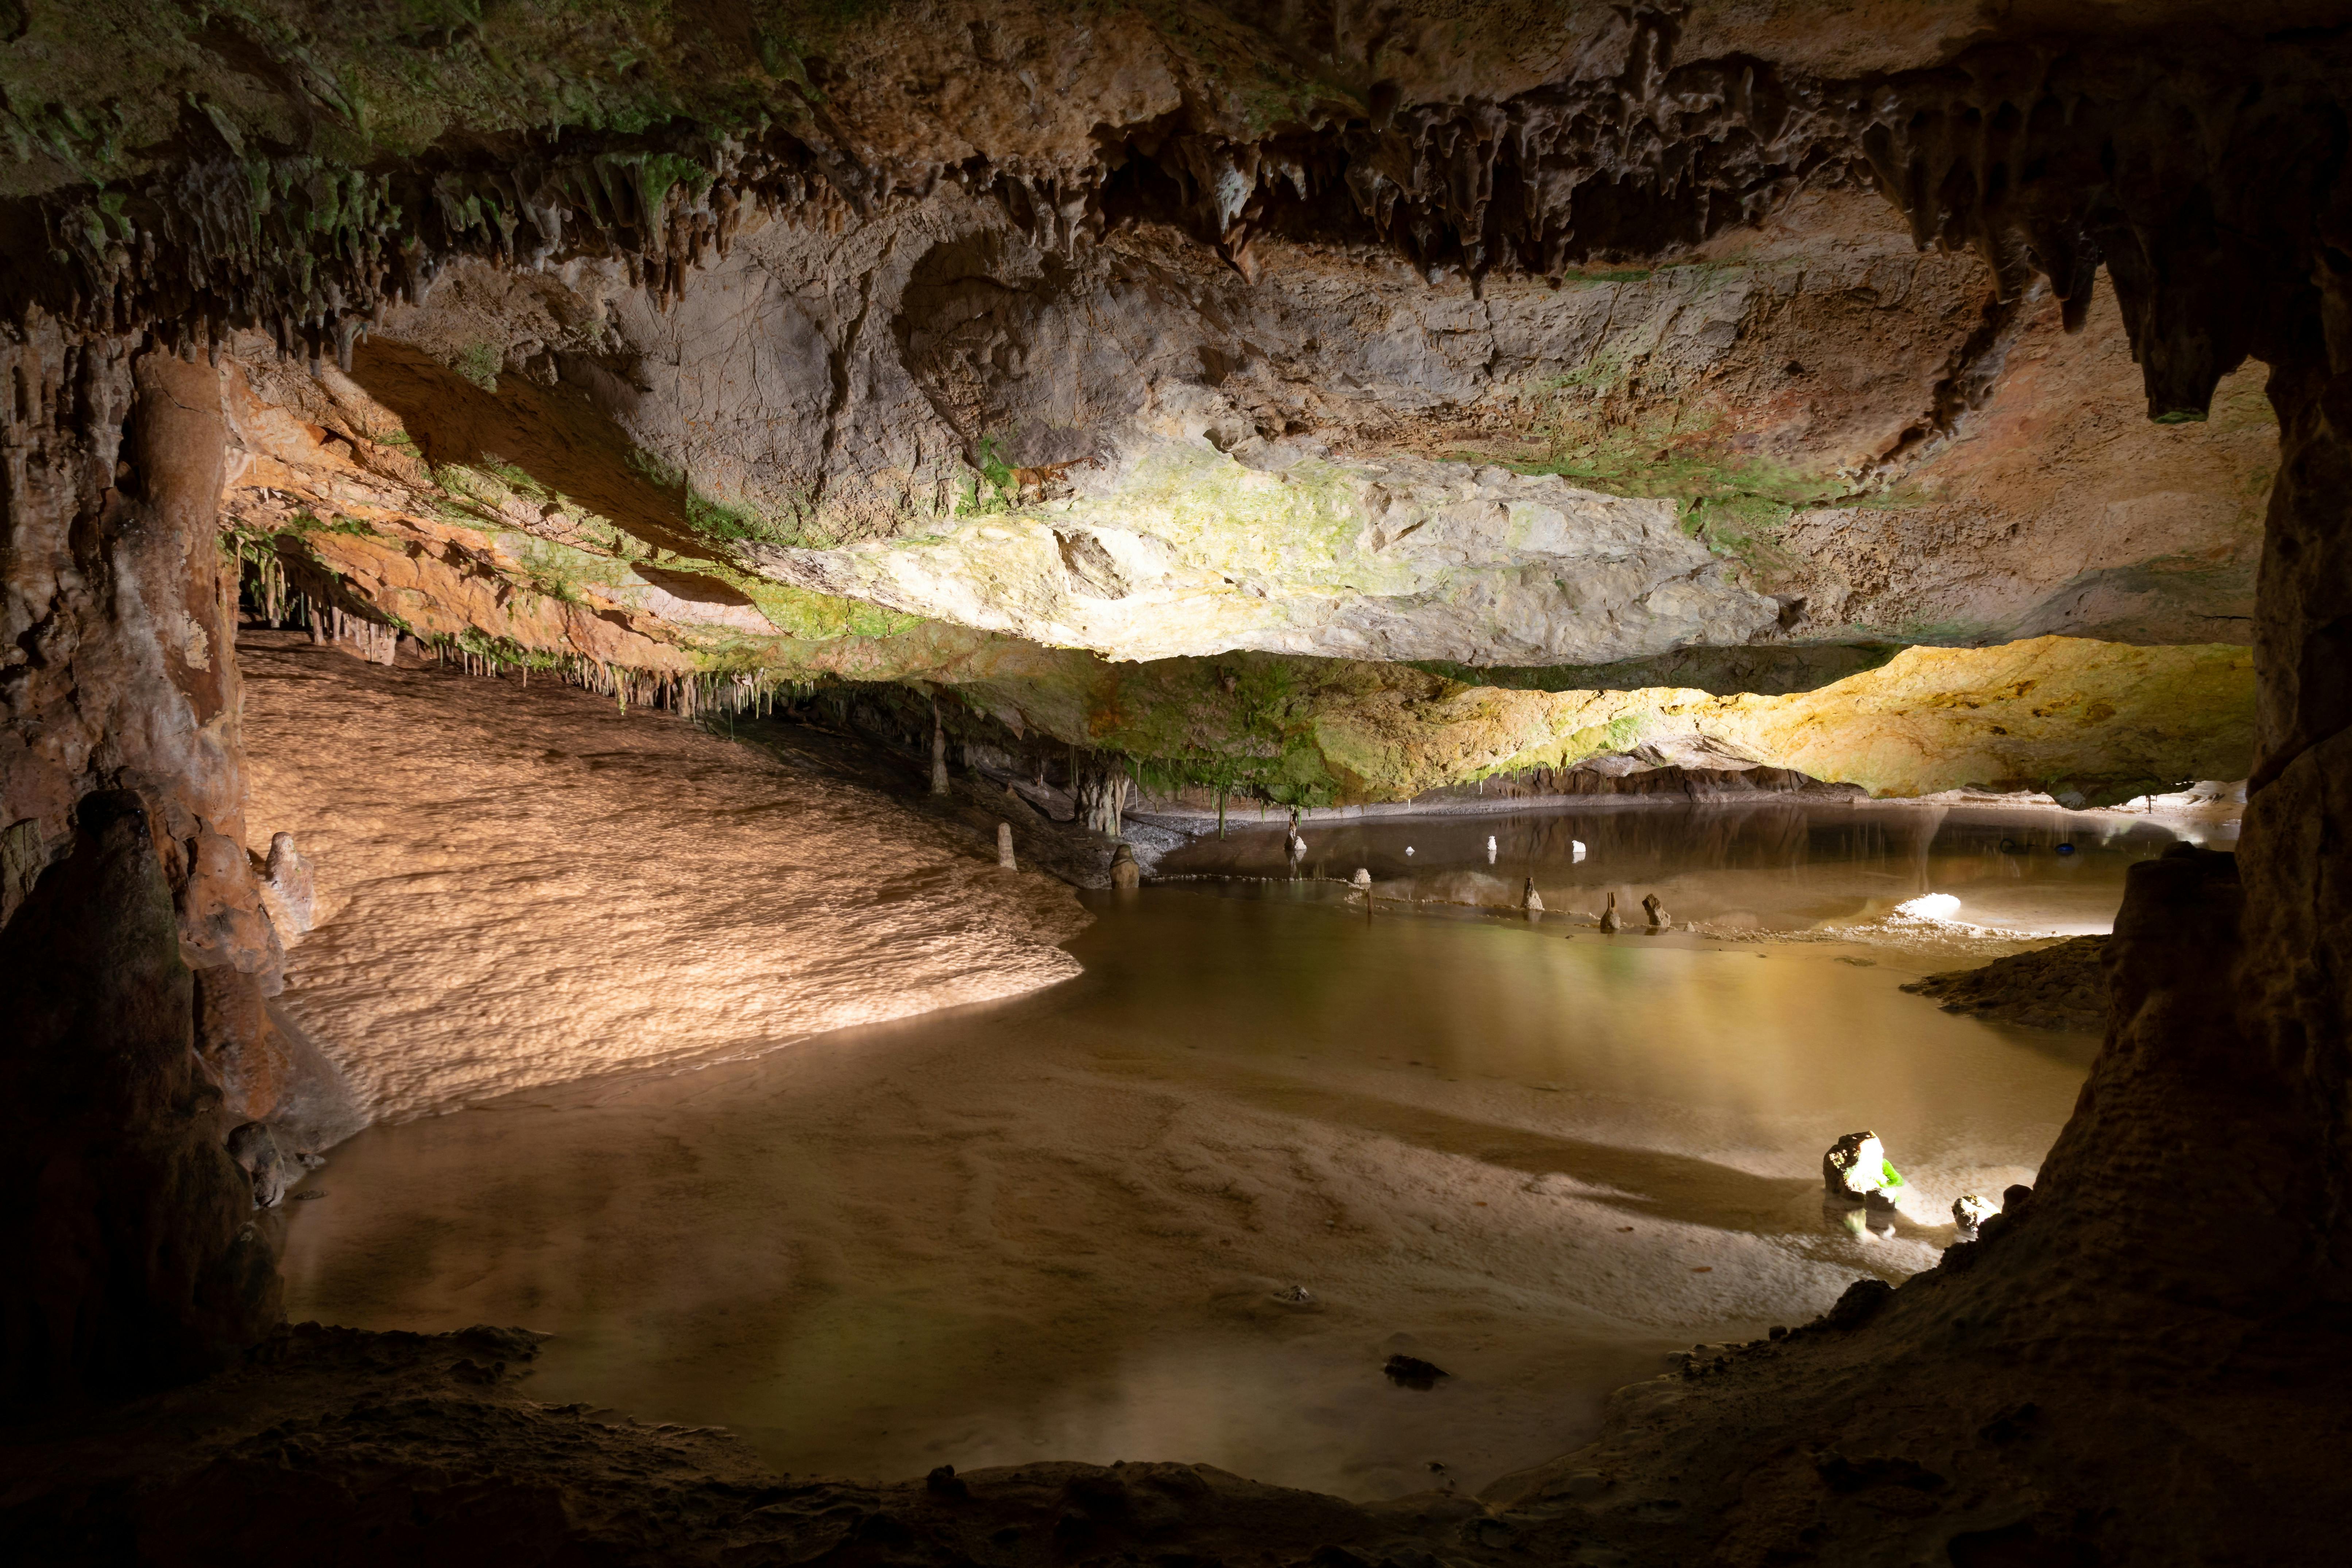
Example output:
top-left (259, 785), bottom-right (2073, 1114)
top-left (1902, 934), bottom-right (2111, 1032)
top-left (5, 1), bottom-right (2351, 1558)
top-left (0, 791), bottom-right (281, 1400)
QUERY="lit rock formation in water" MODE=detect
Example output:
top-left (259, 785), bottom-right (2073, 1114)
top-left (3, 3), bottom-right (2348, 1563)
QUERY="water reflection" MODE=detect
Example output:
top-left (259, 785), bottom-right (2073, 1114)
top-left (1159, 800), bottom-right (2221, 935)
top-left (281, 802), bottom-right (2196, 1502)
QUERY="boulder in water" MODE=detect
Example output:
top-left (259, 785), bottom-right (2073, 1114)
top-left (1599, 891), bottom-right (1621, 933)
top-left (1382, 1353), bottom-right (1448, 1389)
top-left (1643, 892), bottom-right (1670, 928)
top-left (1109, 842), bottom-right (1140, 890)
top-left (1352, 867), bottom-right (1372, 888)
top-left (1522, 877), bottom-right (1545, 914)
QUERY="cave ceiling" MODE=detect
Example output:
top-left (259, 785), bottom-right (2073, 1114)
top-left (5, 0), bottom-right (2344, 800)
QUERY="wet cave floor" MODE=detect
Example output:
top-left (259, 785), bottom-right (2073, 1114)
top-left (276, 796), bottom-right (2210, 1502)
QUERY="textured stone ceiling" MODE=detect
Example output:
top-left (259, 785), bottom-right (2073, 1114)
top-left (11, 0), bottom-right (2337, 805)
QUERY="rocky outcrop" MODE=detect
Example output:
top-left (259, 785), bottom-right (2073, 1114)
top-left (0, 791), bottom-right (280, 1402)
top-left (1902, 935), bottom-right (2111, 1033)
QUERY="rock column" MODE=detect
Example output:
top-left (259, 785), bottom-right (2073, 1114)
top-left (0, 329), bottom-right (290, 1399)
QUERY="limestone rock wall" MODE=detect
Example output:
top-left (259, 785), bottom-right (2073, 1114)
top-left (0, 328), bottom-right (289, 1397)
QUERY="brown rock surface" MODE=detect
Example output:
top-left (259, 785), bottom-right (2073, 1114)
top-left (237, 633), bottom-right (1090, 1121)
top-left (0, 1323), bottom-right (1505, 1568)
top-left (0, 791), bottom-right (281, 1402)
top-left (1902, 936), bottom-right (2110, 1033)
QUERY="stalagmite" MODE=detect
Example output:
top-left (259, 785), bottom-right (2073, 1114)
top-left (1643, 893), bottom-right (1670, 928)
top-left (1109, 842), bottom-right (1140, 890)
top-left (930, 699), bottom-right (949, 797)
top-left (998, 822), bottom-right (1016, 870)
top-left (1487, 836), bottom-right (1497, 864)
top-left (260, 832), bottom-right (317, 936)
top-left (1599, 891), bottom-right (1621, 933)
top-left (1522, 878), bottom-right (1544, 915)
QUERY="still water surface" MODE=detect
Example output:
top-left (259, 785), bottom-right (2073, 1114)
top-left (282, 801), bottom-right (2210, 1501)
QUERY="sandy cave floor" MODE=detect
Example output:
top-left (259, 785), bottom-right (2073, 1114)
top-left (237, 632), bottom-right (1091, 1120)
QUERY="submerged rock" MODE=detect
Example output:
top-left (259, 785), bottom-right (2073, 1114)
top-left (1382, 1354), bottom-right (1449, 1389)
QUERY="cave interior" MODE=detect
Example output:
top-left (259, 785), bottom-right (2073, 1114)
top-left (3, 3), bottom-right (2351, 1565)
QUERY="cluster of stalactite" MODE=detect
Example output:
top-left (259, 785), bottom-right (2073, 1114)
top-left (9, 15), bottom-right (2347, 437)
top-left (1110, 23), bottom-right (2352, 427)
top-left (0, 125), bottom-right (859, 374)
top-left (1106, 16), bottom-right (1844, 283)
top-left (228, 544), bottom-right (835, 724)
top-left (420, 634), bottom-right (816, 725)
